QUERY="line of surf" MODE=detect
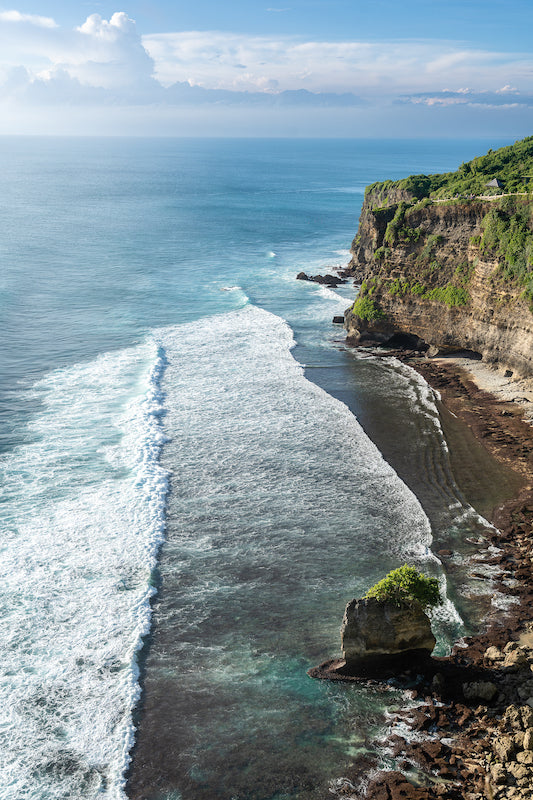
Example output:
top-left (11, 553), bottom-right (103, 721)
top-left (0, 339), bottom-right (169, 800)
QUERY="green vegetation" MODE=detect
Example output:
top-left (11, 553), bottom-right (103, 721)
top-left (360, 138), bottom-right (533, 313)
top-left (383, 277), bottom-right (470, 307)
top-left (420, 234), bottom-right (444, 261)
top-left (425, 285), bottom-right (470, 306)
top-left (365, 136), bottom-right (533, 202)
top-left (351, 295), bottom-right (385, 320)
top-left (381, 201), bottom-right (425, 246)
top-left (365, 565), bottom-right (442, 609)
top-left (388, 278), bottom-right (409, 297)
top-left (454, 260), bottom-right (474, 284)
top-left (374, 246), bottom-right (392, 261)
top-left (414, 197), bottom-right (433, 210)
top-left (384, 202), bottom-right (408, 245)
top-left (479, 198), bottom-right (533, 305)
top-left (481, 200), bottom-right (533, 276)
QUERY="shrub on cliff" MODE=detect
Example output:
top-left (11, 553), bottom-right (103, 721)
top-left (365, 565), bottom-right (442, 609)
top-left (351, 296), bottom-right (385, 321)
top-left (425, 284), bottom-right (470, 306)
top-left (384, 202), bottom-right (409, 245)
top-left (481, 202), bottom-right (533, 279)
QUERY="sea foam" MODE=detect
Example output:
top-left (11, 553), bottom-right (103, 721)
top-left (0, 340), bottom-right (168, 799)
top-left (159, 303), bottom-right (447, 587)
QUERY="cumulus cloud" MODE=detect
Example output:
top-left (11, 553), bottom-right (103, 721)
top-left (77, 11), bottom-right (135, 38)
top-left (0, 11), bottom-right (365, 105)
top-left (0, 9), bottom-right (155, 91)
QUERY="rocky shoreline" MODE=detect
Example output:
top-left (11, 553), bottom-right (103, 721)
top-left (327, 353), bottom-right (533, 800)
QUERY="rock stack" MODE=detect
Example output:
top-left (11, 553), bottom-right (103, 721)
top-left (341, 596), bottom-right (436, 668)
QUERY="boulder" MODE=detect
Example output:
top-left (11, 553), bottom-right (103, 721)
top-left (504, 649), bottom-right (529, 671)
top-left (504, 705), bottom-right (525, 731)
top-left (463, 681), bottom-right (498, 702)
top-left (523, 728), bottom-right (533, 751)
top-left (489, 763), bottom-right (507, 785)
top-left (484, 645), bottom-right (504, 662)
top-left (340, 597), bottom-right (436, 667)
top-left (521, 706), bottom-right (533, 728)
top-left (493, 735), bottom-right (516, 762)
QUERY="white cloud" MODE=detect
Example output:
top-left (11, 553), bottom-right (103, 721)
top-left (0, 10), bottom-right (154, 90)
top-left (398, 88), bottom-right (533, 108)
top-left (496, 84), bottom-right (519, 94)
top-left (143, 31), bottom-right (533, 96)
top-left (0, 9), bottom-right (57, 28)
top-left (1, 9), bottom-right (532, 99)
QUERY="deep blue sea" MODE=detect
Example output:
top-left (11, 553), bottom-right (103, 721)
top-left (0, 137), bottom-right (514, 800)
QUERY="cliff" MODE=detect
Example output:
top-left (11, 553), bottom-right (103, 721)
top-left (344, 143), bottom-right (533, 378)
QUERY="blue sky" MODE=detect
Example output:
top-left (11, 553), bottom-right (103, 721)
top-left (0, 0), bottom-right (532, 136)
top-left (11, 0), bottom-right (533, 49)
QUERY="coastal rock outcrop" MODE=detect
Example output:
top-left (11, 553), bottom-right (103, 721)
top-left (340, 597), bottom-right (436, 666)
top-left (296, 271), bottom-right (347, 286)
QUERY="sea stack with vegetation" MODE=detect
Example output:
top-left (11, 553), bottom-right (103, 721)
top-left (341, 566), bottom-right (440, 670)
top-left (345, 136), bottom-right (533, 378)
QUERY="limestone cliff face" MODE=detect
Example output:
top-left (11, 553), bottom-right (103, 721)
top-left (345, 192), bottom-right (533, 378)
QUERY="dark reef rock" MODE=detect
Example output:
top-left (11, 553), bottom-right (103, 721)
top-left (296, 271), bottom-right (347, 286)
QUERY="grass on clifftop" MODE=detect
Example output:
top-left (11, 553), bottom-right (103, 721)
top-left (366, 136), bottom-right (533, 201)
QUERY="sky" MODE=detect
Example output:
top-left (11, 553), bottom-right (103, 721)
top-left (0, 0), bottom-right (532, 137)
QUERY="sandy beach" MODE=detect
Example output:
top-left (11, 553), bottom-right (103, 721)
top-left (442, 358), bottom-right (533, 424)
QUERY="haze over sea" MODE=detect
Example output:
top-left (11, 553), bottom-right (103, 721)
top-left (0, 137), bottom-right (512, 800)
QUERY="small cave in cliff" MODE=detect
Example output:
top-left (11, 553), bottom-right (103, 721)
top-left (452, 348), bottom-right (482, 360)
top-left (429, 347), bottom-right (483, 360)
top-left (386, 332), bottom-right (429, 352)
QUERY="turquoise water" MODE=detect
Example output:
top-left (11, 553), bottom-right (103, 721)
top-left (0, 137), bottom-right (507, 799)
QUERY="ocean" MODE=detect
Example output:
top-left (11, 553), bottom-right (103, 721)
top-left (0, 136), bottom-right (515, 800)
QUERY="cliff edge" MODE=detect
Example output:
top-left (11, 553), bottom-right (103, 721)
top-left (344, 137), bottom-right (533, 379)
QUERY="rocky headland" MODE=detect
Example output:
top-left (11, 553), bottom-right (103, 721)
top-left (344, 138), bottom-right (533, 380)
top-left (328, 138), bottom-right (533, 799)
